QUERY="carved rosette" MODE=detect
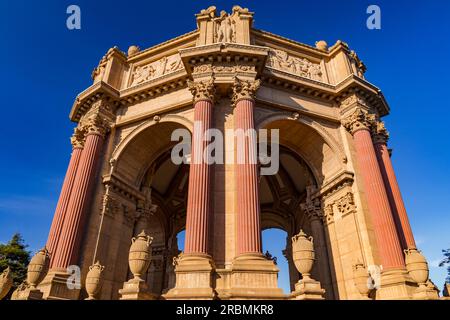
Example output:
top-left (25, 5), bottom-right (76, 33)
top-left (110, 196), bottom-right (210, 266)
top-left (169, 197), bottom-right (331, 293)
top-left (372, 120), bottom-right (390, 145)
top-left (231, 77), bottom-right (260, 106)
top-left (187, 79), bottom-right (216, 103)
top-left (70, 126), bottom-right (86, 149)
top-left (341, 108), bottom-right (376, 135)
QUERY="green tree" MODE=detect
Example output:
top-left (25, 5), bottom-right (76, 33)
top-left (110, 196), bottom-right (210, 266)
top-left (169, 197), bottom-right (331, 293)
top-left (0, 233), bottom-right (31, 289)
top-left (439, 249), bottom-right (450, 284)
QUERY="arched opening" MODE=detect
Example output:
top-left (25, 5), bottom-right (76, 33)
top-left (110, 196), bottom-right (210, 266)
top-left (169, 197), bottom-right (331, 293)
top-left (262, 228), bottom-right (290, 293)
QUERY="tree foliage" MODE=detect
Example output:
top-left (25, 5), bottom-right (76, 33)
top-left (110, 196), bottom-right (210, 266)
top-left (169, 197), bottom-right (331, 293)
top-left (0, 233), bottom-right (31, 288)
top-left (439, 248), bottom-right (450, 284)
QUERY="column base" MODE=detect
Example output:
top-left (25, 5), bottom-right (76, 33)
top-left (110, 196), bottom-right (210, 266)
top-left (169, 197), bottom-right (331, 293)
top-left (412, 280), bottom-right (439, 300)
top-left (228, 253), bottom-right (285, 300)
top-left (163, 253), bottom-right (216, 300)
top-left (37, 269), bottom-right (80, 300)
top-left (11, 284), bottom-right (43, 300)
top-left (290, 277), bottom-right (325, 300)
top-left (376, 268), bottom-right (417, 300)
top-left (119, 278), bottom-right (159, 300)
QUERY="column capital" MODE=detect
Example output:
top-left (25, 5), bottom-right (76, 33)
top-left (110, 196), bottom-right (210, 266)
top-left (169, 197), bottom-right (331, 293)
top-left (80, 112), bottom-right (111, 138)
top-left (300, 185), bottom-right (323, 222)
top-left (70, 126), bottom-right (86, 149)
top-left (341, 107), bottom-right (376, 135)
top-left (372, 119), bottom-right (390, 145)
top-left (231, 77), bottom-right (260, 106)
top-left (187, 78), bottom-right (216, 104)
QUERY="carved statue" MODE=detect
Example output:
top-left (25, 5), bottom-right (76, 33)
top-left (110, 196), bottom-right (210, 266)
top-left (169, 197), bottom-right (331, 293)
top-left (214, 11), bottom-right (235, 43)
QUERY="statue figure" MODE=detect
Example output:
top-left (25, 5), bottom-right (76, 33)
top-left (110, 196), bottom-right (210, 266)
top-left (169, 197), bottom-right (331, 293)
top-left (214, 11), bottom-right (235, 43)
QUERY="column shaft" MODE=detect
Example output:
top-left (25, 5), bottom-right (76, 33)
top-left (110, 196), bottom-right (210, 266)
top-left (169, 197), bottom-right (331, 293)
top-left (235, 99), bottom-right (262, 255)
top-left (184, 99), bottom-right (213, 254)
top-left (52, 133), bottom-right (103, 268)
top-left (353, 129), bottom-right (405, 270)
top-left (46, 147), bottom-right (83, 258)
top-left (375, 142), bottom-right (416, 249)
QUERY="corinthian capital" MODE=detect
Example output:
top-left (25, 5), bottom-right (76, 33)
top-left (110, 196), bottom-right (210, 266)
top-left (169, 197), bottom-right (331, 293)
top-left (300, 185), bottom-right (323, 222)
top-left (341, 108), bottom-right (376, 135)
top-left (81, 113), bottom-right (111, 137)
top-left (70, 126), bottom-right (86, 149)
top-left (187, 78), bottom-right (216, 103)
top-left (231, 77), bottom-right (260, 106)
top-left (372, 120), bottom-right (390, 145)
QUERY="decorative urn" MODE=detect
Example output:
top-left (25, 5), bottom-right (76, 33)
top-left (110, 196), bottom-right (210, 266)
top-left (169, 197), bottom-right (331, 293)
top-left (128, 230), bottom-right (153, 281)
top-left (85, 261), bottom-right (105, 300)
top-left (0, 267), bottom-right (13, 300)
top-left (352, 262), bottom-right (371, 298)
top-left (127, 45), bottom-right (140, 56)
top-left (292, 230), bottom-right (315, 280)
top-left (404, 248), bottom-right (429, 288)
top-left (27, 247), bottom-right (50, 288)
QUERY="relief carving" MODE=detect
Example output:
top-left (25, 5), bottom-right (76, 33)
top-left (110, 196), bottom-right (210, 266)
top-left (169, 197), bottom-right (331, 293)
top-left (130, 54), bottom-right (184, 86)
top-left (231, 77), bottom-right (260, 106)
top-left (335, 192), bottom-right (357, 217)
top-left (187, 78), bottom-right (216, 103)
top-left (213, 11), bottom-right (236, 43)
top-left (267, 49), bottom-right (323, 81)
top-left (341, 108), bottom-right (376, 135)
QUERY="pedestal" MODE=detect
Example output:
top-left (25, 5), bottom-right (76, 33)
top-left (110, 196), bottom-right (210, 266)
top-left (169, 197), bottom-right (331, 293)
top-left (37, 269), bottom-right (80, 300)
top-left (229, 253), bottom-right (285, 299)
top-left (164, 254), bottom-right (216, 300)
top-left (119, 279), bottom-right (158, 300)
top-left (11, 285), bottom-right (43, 300)
top-left (376, 268), bottom-right (417, 300)
top-left (291, 277), bottom-right (325, 300)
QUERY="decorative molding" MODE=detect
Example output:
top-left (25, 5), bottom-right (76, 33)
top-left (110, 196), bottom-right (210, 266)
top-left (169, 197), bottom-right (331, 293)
top-left (335, 192), bottom-right (357, 217)
top-left (231, 76), bottom-right (260, 106)
top-left (300, 185), bottom-right (323, 222)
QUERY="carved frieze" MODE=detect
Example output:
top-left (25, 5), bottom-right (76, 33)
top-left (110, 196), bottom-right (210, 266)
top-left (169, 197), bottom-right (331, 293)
top-left (266, 49), bottom-right (323, 82)
top-left (192, 62), bottom-right (256, 75)
top-left (130, 54), bottom-right (184, 87)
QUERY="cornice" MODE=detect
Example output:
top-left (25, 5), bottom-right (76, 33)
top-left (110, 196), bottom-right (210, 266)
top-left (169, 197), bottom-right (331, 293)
top-left (314, 170), bottom-right (354, 199)
top-left (102, 173), bottom-right (145, 202)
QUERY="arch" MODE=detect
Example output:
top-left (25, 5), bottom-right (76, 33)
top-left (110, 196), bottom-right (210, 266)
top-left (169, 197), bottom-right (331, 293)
top-left (256, 111), bottom-right (345, 185)
top-left (111, 115), bottom-right (193, 187)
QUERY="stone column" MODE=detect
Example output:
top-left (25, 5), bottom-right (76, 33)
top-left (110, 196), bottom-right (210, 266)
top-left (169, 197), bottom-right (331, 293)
top-left (372, 120), bottom-right (416, 250)
top-left (46, 127), bottom-right (84, 261)
top-left (342, 108), bottom-right (405, 270)
top-left (233, 78), bottom-right (262, 256)
top-left (51, 114), bottom-right (109, 269)
top-left (184, 82), bottom-right (214, 255)
top-left (301, 186), bottom-right (335, 299)
top-left (229, 77), bottom-right (284, 299)
top-left (165, 79), bottom-right (216, 300)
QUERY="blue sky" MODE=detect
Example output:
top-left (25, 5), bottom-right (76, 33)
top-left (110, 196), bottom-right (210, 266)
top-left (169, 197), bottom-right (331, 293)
top-left (0, 0), bottom-right (449, 294)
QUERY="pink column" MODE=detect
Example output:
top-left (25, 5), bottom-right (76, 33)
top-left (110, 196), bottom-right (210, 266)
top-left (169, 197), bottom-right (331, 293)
top-left (52, 127), bottom-right (105, 269)
top-left (46, 141), bottom-right (83, 259)
top-left (184, 98), bottom-right (213, 255)
top-left (235, 98), bottom-right (262, 255)
top-left (374, 138), bottom-right (416, 250)
top-left (352, 125), bottom-right (405, 270)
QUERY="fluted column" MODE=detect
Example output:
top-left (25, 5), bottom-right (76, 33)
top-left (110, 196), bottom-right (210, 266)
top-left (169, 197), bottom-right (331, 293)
top-left (233, 77), bottom-right (262, 255)
top-left (52, 114), bottom-right (109, 269)
top-left (342, 108), bottom-right (405, 270)
top-left (46, 127), bottom-right (84, 261)
top-left (373, 121), bottom-right (416, 250)
top-left (183, 79), bottom-right (215, 255)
